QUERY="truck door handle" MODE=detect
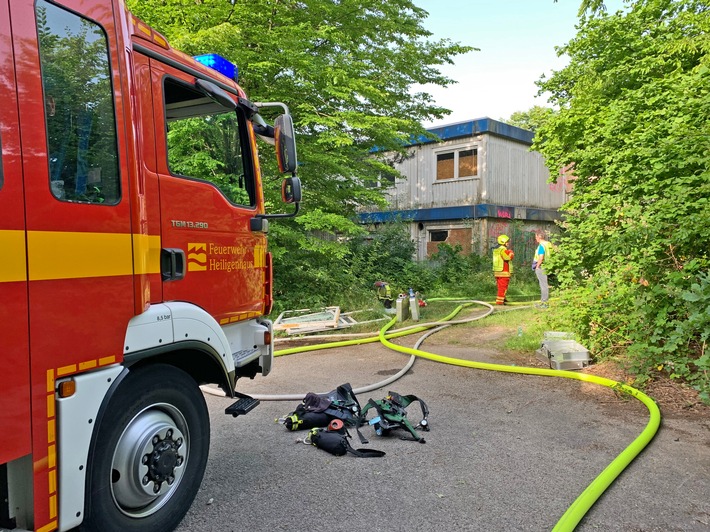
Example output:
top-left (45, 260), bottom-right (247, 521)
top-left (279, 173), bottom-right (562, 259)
top-left (160, 248), bottom-right (186, 281)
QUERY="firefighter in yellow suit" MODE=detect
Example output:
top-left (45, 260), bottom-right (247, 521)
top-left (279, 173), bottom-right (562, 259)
top-left (492, 234), bottom-right (514, 305)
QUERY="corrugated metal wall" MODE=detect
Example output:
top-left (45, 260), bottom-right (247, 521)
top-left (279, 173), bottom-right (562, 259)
top-left (370, 123), bottom-right (564, 262)
top-left (484, 136), bottom-right (564, 208)
top-left (390, 148), bottom-right (420, 209)
top-left (428, 178), bottom-right (480, 208)
top-left (387, 134), bottom-right (564, 210)
top-left (390, 138), bottom-right (483, 209)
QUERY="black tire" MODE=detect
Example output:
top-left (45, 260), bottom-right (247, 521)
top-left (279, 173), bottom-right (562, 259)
top-left (80, 364), bottom-right (210, 532)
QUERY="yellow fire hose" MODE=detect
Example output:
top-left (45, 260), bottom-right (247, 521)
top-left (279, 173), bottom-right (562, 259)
top-left (270, 299), bottom-right (661, 531)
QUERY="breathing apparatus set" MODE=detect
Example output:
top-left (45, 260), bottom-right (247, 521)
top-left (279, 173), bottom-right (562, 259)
top-left (361, 392), bottom-right (429, 443)
top-left (278, 383), bottom-right (430, 457)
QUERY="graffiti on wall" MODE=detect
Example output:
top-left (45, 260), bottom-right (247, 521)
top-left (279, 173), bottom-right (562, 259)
top-left (488, 222), bottom-right (541, 266)
top-left (489, 220), bottom-right (509, 239)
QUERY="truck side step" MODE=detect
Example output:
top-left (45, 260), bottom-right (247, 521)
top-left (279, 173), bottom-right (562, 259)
top-left (225, 392), bottom-right (260, 417)
top-left (232, 347), bottom-right (260, 367)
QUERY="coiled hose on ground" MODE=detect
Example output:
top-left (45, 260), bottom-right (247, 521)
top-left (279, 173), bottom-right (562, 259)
top-left (204, 299), bottom-right (661, 531)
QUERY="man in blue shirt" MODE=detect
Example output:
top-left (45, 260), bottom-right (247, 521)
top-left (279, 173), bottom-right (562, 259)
top-left (533, 232), bottom-right (551, 309)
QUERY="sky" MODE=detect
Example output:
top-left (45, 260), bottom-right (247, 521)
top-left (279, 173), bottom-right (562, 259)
top-left (413, 0), bottom-right (627, 126)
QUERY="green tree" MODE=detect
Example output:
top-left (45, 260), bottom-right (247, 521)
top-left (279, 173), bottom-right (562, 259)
top-left (554, 0), bottom-right (610, 17)
top-left (126, 0), bottom-right (471, 210)
top-left (535, 0), bottom-right (710, 398)
top-left (127, 0), bottom-right (473, 306)
top-left (503, 106), bottom-right (556, 132)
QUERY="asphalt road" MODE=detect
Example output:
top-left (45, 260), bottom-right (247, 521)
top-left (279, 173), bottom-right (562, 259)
top-left (178, 329), bottom-right (710, 532)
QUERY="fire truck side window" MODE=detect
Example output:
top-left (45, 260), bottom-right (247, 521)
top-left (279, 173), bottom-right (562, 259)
top-left (36, 0), bottom-right (120, 205)
top-left (164, 78), bottom-right (255, 207)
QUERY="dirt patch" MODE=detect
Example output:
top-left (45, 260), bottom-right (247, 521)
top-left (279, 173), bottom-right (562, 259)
top-left (646, 379), bottom-right (710, 415)
top-left (583, 361), bottom-right (710, 419)
top-left (421, 323), bottom-right (709, 420)
top-left (435, 323), bottom-right (509, 344)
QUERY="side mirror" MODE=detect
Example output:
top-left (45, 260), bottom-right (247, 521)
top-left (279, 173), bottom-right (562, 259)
top-left (274, 114), bottom-right (297, 174)
top-left (281, 176), bottom-right (302, 204)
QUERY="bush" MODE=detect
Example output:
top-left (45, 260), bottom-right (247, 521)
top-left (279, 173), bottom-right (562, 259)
top-left (270, 222), bottom-right (542, 324)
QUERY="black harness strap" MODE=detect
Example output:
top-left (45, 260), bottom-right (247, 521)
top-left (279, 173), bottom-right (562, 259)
top-left (395, 393), bottom-right (430, 430)
top-left (345, 442), bottom-right (386, 458)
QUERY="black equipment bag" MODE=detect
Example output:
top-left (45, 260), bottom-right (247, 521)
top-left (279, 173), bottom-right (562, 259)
top-left (283, 383), bottom-right (369, 442)
top-left (308, 428), bottom-right (385, 458)
top-left (283, 404), bottom-right (330, 431)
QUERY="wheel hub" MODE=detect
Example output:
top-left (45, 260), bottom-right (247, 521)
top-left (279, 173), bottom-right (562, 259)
top-left (146, 429), bottom-right (183, 485)
top-left (111, 406), bottom-right (189, 517)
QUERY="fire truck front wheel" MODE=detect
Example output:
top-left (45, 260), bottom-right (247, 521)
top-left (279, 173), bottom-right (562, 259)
top-left (81, 364), bottom-right (210, 532)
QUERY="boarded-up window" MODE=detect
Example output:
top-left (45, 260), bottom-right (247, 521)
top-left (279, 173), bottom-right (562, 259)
top-left (436, 148), bottom-right (477, 180)
top-left (447, 228), bottom-right (473, 254)
top-left (459, 149), bottom-right (477, 177)
top-left (436, 152), bottom-right (455, 180)
top-left (426, 228), bottom-right (472, 256)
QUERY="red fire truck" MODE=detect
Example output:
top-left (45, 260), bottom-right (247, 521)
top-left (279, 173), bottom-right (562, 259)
top-left (0, 1), bottom-right (300, 531)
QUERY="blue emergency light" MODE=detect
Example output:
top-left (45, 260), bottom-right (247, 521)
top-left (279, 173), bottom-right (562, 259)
top-left (193, 54), bottom-right (238, 81)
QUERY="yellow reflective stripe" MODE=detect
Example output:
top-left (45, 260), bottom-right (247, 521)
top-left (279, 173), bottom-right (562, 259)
top-left (46, 369), bottom-right (55, 393)
top-left (44, 368), bottom-right (60, 531)
top-left (47, 443), bottom-right (56, 468)
top-left (27, 231), bottom-right (133, 281)
top-left (0, 230), bottom-right (27, 282)
top-left (56, 364), bottom-right (76, 377)
top-left (37, 521), bottom-right (57, 532)
top-left (79, 360), bottom-right (97, 371)
top-left (99, 355), bottom-right (116, 366)
top-left (254, 244), bottom-right (265, 268)
top-left (0, 230), bottom-right (162, 282)
top-left (48, 469), bottom-right (57, 495)
top-left (133, 233), bottom-right (162, 275)
top-left (47, 419), bottom-right (55, 445)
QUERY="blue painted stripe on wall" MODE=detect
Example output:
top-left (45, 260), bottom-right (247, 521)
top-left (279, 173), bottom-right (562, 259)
top-left (412, 118), bottom-right (534, 146)
top-left (358, 204), bottom-right (561, 224)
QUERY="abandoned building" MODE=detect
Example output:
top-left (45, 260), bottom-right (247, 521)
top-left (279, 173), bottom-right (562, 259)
top-left (359, 118), bottom-right (570, 264)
